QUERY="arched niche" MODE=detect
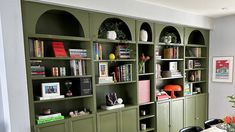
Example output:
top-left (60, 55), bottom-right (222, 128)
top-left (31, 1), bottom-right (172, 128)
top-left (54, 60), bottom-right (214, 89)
top-left (159, 26), bottom-right (181, 43)
top-left (140, 22), bottom-right (152, 42)
top-left (36, 10), bottom-right (84, 37)
top-left (188, 30), bottom-right (205, 45)
top-left (98, 18), bottom-right (132, 40)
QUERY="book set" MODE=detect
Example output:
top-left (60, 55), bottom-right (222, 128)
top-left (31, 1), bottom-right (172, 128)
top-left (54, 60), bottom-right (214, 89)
top-left (163, 47), bottom-right (179, 59)
top-left (115, 45), bottom-right (131, 59)
top-left (186, 47), bottom-right (202, 57)
top-left (31, 60), bottom-right (45, 77)
top-left (70, 60), bottom-right (86, 76)
top-left (29, 39), bottom-right (44, 57)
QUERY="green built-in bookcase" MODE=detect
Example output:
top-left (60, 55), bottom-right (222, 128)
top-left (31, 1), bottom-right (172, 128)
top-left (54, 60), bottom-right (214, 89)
top-left (22, 1), bottom-right (209, 132)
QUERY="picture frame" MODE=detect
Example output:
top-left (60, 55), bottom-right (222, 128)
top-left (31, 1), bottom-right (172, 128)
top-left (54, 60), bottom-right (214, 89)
top-left (41, 82), bottom-right (60, 97)
top-left (99, 62), bottom-right (108, 77)
top-left (187, 60), bottom-right (194, 69)
top-left (212, 56), bottom-right (234, 82)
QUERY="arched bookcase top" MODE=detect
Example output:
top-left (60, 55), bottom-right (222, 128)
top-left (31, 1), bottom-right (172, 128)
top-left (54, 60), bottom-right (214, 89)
top-left (140, 22), bottom-right (152, 42)
top-left (159, 26), bottom-right (181, 43)
top-left (36, 10), bottom-right (84, 37)
top-left (98, 18), bottom-right (132, 40)
top-left (188, 30), bottom-right (205, 45)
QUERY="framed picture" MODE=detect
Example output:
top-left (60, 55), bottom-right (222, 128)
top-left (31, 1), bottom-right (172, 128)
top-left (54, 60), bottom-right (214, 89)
top-left (187, 60), bottom-right (194, 69)
top-left (212, 56), bottom-right (234, 82)
top-left (41, 82), bottom-right (60, 97)
top-left (99, 62), bottom-right (108, 77)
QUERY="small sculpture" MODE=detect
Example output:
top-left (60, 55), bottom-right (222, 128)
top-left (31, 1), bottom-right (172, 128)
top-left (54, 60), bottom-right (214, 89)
top-left (69, 108), bottom-right (90, 117)
top-left (106, 92), bottom-right (118, 106)
top-left (65, 81), bottom-right (73, 97)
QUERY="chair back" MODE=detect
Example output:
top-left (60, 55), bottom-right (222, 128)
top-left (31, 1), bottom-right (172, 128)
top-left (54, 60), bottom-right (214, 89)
top-left (179, 126), bottom-right (203, 132)
top-left (204, 118), bottom-right (224, 129)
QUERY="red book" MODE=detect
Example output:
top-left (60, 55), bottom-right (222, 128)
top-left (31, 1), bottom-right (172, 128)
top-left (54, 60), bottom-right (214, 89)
top-left (52, 42), bottom-right (67, 57)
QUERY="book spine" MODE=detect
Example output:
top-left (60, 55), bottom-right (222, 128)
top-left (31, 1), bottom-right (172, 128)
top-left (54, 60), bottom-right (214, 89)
top-left (96, 43), bottom-right (99, 60)
top-left (78, 60), bottom-right (83, 76)
top-left (41, 40), bottom-right (44, 57)
top-left (99, 44), bottom-right (102, 60)
top-left (34, 40), bottom-right (39, 57)
top-left (70, 60), bottom-right (77, 76)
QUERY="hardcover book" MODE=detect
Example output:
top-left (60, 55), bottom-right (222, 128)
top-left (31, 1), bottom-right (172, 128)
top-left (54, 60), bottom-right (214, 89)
top-left (52, 42), bottom-right (67, 57)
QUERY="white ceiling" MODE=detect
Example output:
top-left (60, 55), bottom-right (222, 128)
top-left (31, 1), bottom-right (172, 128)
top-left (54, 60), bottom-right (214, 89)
top-left (137, 0), bottom-right (235, 18)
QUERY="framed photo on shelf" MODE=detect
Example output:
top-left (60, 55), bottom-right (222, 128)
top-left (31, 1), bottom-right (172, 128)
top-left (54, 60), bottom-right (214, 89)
top-left (99, 62), bottom-right (108, 77)
top-left (187, 60), bottom-right (194, 69)
top-left (41, 82), bottom-right (60, 97)
top-left (212, 56), bottom-right (234, 82)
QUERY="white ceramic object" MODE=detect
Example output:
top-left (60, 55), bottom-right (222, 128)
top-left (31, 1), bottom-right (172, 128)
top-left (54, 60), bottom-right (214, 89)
top-left (140, 29), bottom-right (148, 41)
top-left (117, 98), bottom-right (123, 104)
top-left (107, 31), bottom-right (117, 40)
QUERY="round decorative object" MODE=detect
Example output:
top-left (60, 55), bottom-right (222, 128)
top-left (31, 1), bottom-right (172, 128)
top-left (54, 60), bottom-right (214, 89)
top-left (109, 53), bottom-right (115, 60)
top-left (117, 98), bottom-right (123, 104)
top-left (107, 31), bottom-right (117, 40)
top-left (140, 29), bottom-right (148, 41)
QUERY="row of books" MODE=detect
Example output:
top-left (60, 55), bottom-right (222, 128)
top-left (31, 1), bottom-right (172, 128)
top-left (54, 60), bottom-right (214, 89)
top-left (186, 47), bottom-right (202, 57)
top-left (115, 45), bottom-right (131, 59)
top-left (31, 60), bottom-right (45, 76)
top-left (114, 64), bottom-right (132, 82)
top-left (69, 49), bottom-right (87, 58)
top-left (94, 42), bottom-right (103, 60)
top-left (36, 113), bottom-right (64, 124)
top-left (163, 47), bottom-right (179, 59)
top-left (30, 39), bottom-right (44, 57)
top-left (187, 59), bottom-right (202, 69)
top-left (70, 60), bottom-right (86, 76)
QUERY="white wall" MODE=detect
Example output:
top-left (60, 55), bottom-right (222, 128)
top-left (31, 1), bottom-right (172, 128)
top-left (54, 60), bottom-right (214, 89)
top-left (0, 1), bottom-right (30, 132)
top-left (209, 15), bottom-right (235, 118)
top-left (28, 0), bottom-right (213, 29)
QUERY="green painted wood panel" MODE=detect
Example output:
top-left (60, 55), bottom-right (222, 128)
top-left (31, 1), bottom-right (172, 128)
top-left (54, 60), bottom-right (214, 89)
top-left (157, 101), bottom-right (170, 132)
top-left (69, 116), bottom-right (95, 132)
top-left (171, 99), bottom-right (184, 132)
top-left (97, 111), bottom-right (119, 132)
top-left (196, 94), bottom-right (207, 128)
top-left (36, 120), bottom-right (68, 132)
top-left (185, 96), bottom-right (196, 127)
top-left (121, 108), bottom-right (138, 132)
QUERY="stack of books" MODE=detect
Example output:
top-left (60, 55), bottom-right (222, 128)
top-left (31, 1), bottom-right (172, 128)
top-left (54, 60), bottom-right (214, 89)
top-left (70, 60), bottom-right (86, 76)
top-left (97, 76), bottom-right (114, 84)
top-left (69, 49), bottom-right (87, 58)
top-left (114, 64), bottom-right (132, 82)
top-left (169, 62), bottom-right (182, 77)
top-left (187, 48), bottom-right (201, 57)
top-left (31, 60), bottom-right (45, 77)
top-left (36, 113), bottom-right (64, 124)
top-left (163, 47), bottom-right (178, 59)
top-left (194, 60), bottom-right (202, 68)
top-left (115, 45), bottom-right (131, 59)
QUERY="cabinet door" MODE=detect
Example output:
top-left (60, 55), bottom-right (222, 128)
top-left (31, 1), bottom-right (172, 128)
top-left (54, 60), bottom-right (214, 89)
top-left (35, 120), bottom-right (68, 132)
top-left (121, 107), bottom-right (138, 132)
top-left (196, 94), bottom-right (207, 128)
top-left (69, 116), bottom-right (95, 132)
top-left (157, 101), bottom-right (170, 132)
top-left (171, 99), bottom-right (184, 132)
top-left (97, 111), bottom-right (119, 132)
top-left (185, 96), bottom-right (196, 127)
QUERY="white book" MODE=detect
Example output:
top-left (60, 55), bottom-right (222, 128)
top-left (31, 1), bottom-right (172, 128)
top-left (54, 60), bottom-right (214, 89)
top-left (36, 95), bottom-right (65, 100)
top-left (36, 113), bottom-right (62, 120)
top-left (78, 60), bottom-right (83, 76)
top-left (70, 60), bottom-right (77, 76)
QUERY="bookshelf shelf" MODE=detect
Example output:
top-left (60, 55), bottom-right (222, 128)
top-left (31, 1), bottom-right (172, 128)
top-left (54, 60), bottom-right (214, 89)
top-left (139, 102), bottom-right (155, 106)
top-left (156, 58), bottom-right (184, 61)
top-left (28, 34), bottom-right (91, 42)
top-left (138, 41), bottom-right (154, 45)
top-left (95, 39), bottom-right (136, 44)
top-left (30, 57), bottom-right (92, 61)
top-left (186, 44), bottom-right (207, 48)
top-left (185, 81), bottom-right (207, 84)
top-left (31, 75), bottom-right (92, 80)
top-left (94, 59), bottom-right (136, 62)
top-left (157, 76), bottom-right (184, 80)
top-left (95, 81), bottom-right (136, 86)
top-left (138, 73), bottom-right (154, 76)
top-left (158, 42), bottom-right (184, 47)
top-left (185, 68), bottom-right (207, 71)
top-left (140, 128), bottom-right (155, 132)
top-left (34, 95), bottom-right (93, 104)
top-left (139, 115), bottom-right (155, 120)
top-left (185, 57), bottom-right (207, 59)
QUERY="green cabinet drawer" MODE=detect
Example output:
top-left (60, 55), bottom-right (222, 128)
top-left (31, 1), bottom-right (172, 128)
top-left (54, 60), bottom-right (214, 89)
top-left (97, 111), bottom-right (119, 132)
top-left (171, 99), bottom-right (184, 132)
top-left (157, 101), bottom-right (170, 132)
top-left (69, 116), bottom-right (96, 132)
top-left (35, 120), bottom-right (68, 132)
top-left (121, 108), bottom-right (138, 132)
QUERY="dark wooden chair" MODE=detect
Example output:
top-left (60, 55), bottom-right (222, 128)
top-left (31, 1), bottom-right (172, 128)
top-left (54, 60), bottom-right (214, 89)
top-left (204, 118), bottom-right (224, 129)
top-left (179, 126), bottom-right (203, 132)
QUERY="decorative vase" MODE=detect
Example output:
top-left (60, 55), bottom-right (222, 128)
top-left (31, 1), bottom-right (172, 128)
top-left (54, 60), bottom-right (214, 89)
top-left (107, 31), bottom-right (117, 40)
top-left (140, 29), bottom-right (148, 42)
top-left (139, 62), bottom-right (145, 74)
